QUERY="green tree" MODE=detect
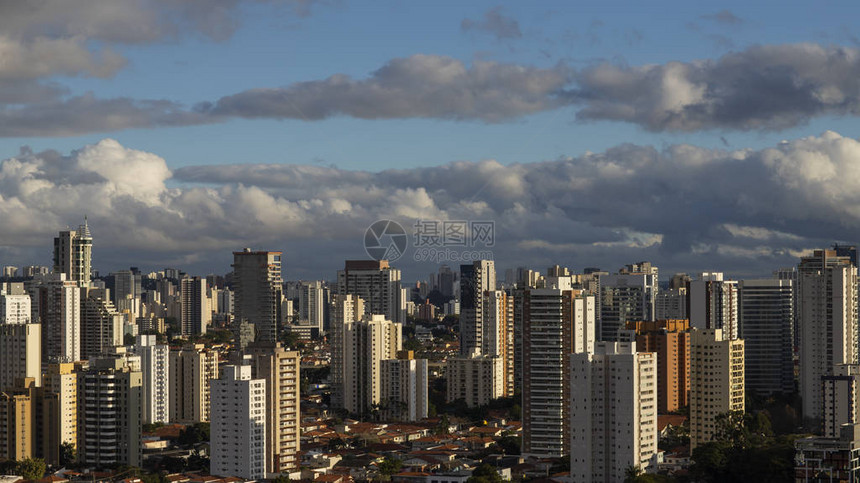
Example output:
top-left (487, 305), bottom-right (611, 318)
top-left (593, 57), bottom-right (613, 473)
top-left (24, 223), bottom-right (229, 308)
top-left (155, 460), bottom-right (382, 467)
top-left (0, 460), bottom-right (18, 475)
top-left (273, 474), bottom-right (290, 483)
top-left (16, 458), bottom-right (47, 480)
top-left (377, 457), bottom-right (402, 476)
top-left (467, 464), bottom-right (502, 483)
top-left (60, 440), bottom-right (77, 466)
top-left (495, 435), bottom-right (520, 455)
top-left (177, 422), bottom-right (210, 446)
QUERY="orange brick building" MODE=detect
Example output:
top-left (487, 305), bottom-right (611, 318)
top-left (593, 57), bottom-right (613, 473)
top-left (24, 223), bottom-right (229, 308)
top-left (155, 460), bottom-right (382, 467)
top-left (627, 319), bottom-right (690, 413)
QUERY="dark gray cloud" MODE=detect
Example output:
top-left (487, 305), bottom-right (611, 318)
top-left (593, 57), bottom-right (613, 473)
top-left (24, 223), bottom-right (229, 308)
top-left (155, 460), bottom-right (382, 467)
top-left (206, 54), bottom-right (571, 122)
top-left (568, 43), bottom-right (860, 131)
top-left (461, 7), bottom-right (522, 40)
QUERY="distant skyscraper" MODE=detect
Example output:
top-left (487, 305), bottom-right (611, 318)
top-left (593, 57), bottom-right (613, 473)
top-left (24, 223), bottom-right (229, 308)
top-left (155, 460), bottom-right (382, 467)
top-left (180, 276), bottom-right (210, 336)
top-left (297, 280), bottom-right (325, 335)
top-left (459, 260), bottom-right (496, 356)
top-left (232, 249), bottom-right (283, 343)
top-left (598, 264), bottom-right (658, 341)
top-left (655, 287), bottom-right (687, 320)
top-left (210, 365), bottom-right (267, 480)
top-left (31, 275), bottom-right (81, 364)
top-left (738, 278), bottom-right (794, 396)
top-left (483, 290), bottom-right (515, 396)
top-left (570, 342), bottom-right (658, 482)
top-left (798, 249), bottom-right (858, 425)
top-left (53, 219), bottom-right (92, 285)
top-left (522, 277), bottom-right (596, 457)
top-left (689, 272), bottom-right (739, 339)
top-left (690, 328), bottom-right (745, 449)
top-left (136, 335), bottom-right (170, 424)
top-left (337, 260), bottom-right (404, 324)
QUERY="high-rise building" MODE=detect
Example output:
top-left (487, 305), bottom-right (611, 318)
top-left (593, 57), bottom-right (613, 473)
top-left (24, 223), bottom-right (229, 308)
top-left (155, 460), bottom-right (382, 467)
top-left (823, 365), bottom-right (860, 438)
top-left (337, 260), bottom-right (404, 324)
top-left (628, 319), bottom-right (690, 413)
top-left (0, 323), bottom-right (41, 390)
top-left (689, 272), bottom-right (739, 340)
top-left (738, 278), bottom-right (794, 396)
top-left (343, 314), bottom-right (402, 417)
top-left (570, 342), bottom-right (658, 482)
top-left (798, 249), bottom-right (858, 425)
top-left (78, 353), bottom-right (142, 467)
top-left (53, 220), bottom-right (92, 285)
top-left (690, 328), bottom-right (745, 449)
top-left (245, 342), bottom-right (301, 474)
top-left (0, 378), bottom-right (37, 462)
top-left (169, 344), bottom-right (218, 423)
top-left (210, 365), bottom-right (267, 480)
top-left (483, 290), bottom-right (515, 396)
top-left (330, 294), bottom-right (364, 409)
top-left (599, 265), bottom-right (658, 341)
top-left (113, 270), bottom-right (136, 307)
top-left (81, 287), bottom-right (123, 360)
top-left (460, 260), bottom-right (496, 356)
top-left (380, 351), bottom-right (428, 422)
top-left (233, 250), bottom-right (283, 343)
top-left (298, 281), bottom-right (326, 335)
top-left (655, 287), bottom-right (687, 320)
top-left (135, 335), bottom-right (170, 424)
top-left (180, 276), bottom-right (210, 336)
top-left (31, 275), bottom-right (82, 364)
top-left (446, 355), bottom-right (504, 407)
top-left (0, 292), bottom-right (30, 325)
top-left (41, 363), bottom-right (79, 466)
top-left (522, 277), bottom-right (596, 457)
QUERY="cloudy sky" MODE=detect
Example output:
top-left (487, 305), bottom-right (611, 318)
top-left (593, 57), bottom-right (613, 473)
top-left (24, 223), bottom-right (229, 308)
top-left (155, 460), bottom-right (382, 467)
top-left (2, 1), bottom-right (860, 281)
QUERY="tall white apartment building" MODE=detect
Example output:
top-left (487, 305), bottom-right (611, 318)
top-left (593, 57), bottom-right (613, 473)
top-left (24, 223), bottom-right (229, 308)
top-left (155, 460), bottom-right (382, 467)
top-left (482, 290), bottom-right (515, 396)
top-left (459, 260), bottom-right (496, 356)
top-left (53, 220), bottom-right (92, 285)
top-left (0, 323), bottom-right (41, 389)
top-left (690, 328), bottom-right (745, 448)
top-left (330, 294), bottom-right (364, 409)
top-left (343, 314), bottom-right (402, 417)
top-left (823, 364), bottom-right (860, 438)
top-left (798, 250), bottom-right (858, 424)
top-left (180, 276), bottom-right (210, 336)
top-left (0, 293), bottom-right (30, 325)
top-left (689, 272), bottom-right (739, 339)
top-left (381, 352), bottom-right (428, 422)
top-left (298, 280), bottom-right (326, 333)
top-left (245, 342), bottom-right (301, 474)
top-left (232, 250), bottom-right (283, 343)
top-left (337, 260), bottom-right (404, 323)
top-left (211, 365), bottom-right (266, 480)
top-left (522, 277), bottom-right (596, 457)
top-left (30, 274), bottom-right (81, 364)
top-left (570, 342), bottom-right (658, 482)
top-left (135, 335), bottom-right (170, 424)
top-left (446, 355), bottom-right (504, 407)
top-left (169, 344), bottom-right (218, 423)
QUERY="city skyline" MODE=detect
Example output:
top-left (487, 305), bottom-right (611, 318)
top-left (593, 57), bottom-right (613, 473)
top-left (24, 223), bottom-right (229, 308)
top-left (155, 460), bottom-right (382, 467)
top-left (3, 3), bottom-right (860, 279)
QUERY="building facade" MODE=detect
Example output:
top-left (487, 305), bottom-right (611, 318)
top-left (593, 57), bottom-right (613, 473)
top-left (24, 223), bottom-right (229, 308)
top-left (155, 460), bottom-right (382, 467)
top-left (232, 250), bottom-right (283, 343)
top-left (689, 328), bottom-right (745, 449)
top-left (210, 365), bottom-right (267, 480)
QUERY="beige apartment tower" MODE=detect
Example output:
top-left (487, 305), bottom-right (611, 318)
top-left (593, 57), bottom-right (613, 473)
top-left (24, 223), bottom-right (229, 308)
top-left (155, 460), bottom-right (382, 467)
top-left (0, 323), bottom-right (41, 390)
top-left (245, 342), bottom-right (301, 475)
top-left (690, 328), bottom-right (745, 448)
top-left (41, 363), bottom-right (80, 466)
top-left (343, 314), bottom-right (402, 417)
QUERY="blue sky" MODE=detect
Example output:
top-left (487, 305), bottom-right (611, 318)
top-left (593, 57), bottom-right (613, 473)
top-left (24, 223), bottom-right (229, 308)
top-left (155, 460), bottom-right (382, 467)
top-left (3, 1), bottom-right (860, 279)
